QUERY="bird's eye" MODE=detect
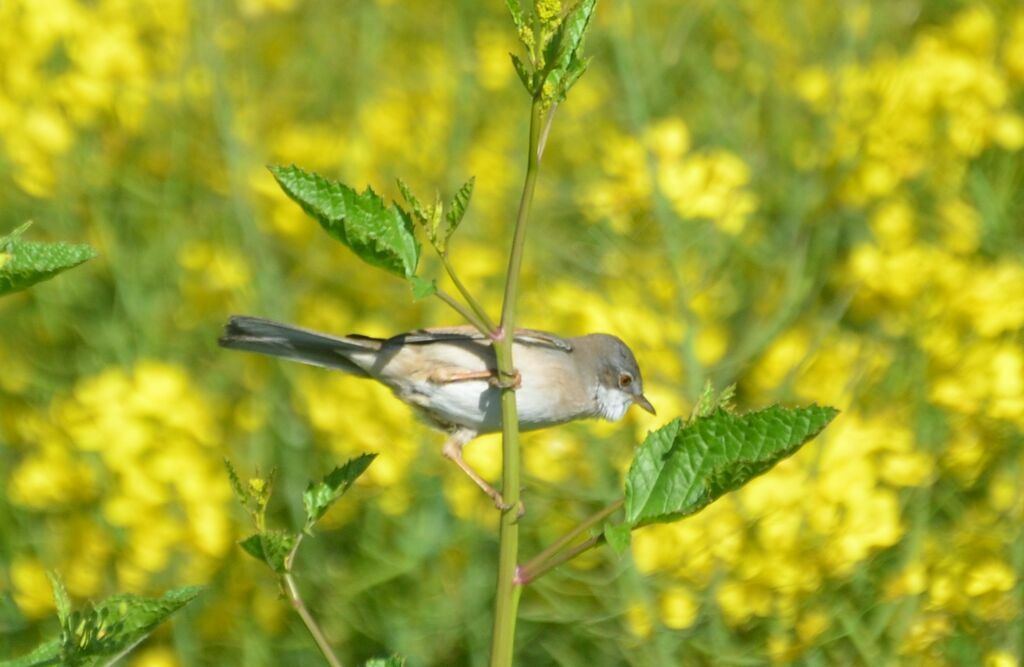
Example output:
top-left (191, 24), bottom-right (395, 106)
top-left (619, 372), bottom-right (633, 388)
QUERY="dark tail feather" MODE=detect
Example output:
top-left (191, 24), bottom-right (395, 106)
top-left (219, 315), bottom-right (379, 376)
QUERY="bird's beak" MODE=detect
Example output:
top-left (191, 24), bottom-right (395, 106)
top-left (634, 394), bottom-right (656, 415)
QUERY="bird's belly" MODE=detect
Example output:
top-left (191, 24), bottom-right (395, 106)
top-left (404, 379), bottom-right (573, 433)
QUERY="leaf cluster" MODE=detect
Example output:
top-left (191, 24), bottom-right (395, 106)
top-left (0, 222), bottom-right (96, 297)
top-left (228, 454), bottom-right (376, 573)
top-left (506, 0), bottom-right (597, 105)
top-left (2, 575), bottom-right (202, 667)
top-left (270, 165), bottom-right (482, 304)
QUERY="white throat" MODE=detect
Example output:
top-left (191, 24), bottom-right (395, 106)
top-left (595, 384), bottom-right (633, 422)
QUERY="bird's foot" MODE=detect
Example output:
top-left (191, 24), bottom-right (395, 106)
top-left (490, 369), bottom-right (522, 390)
top-left (493, 494), bottom-right (527, 519)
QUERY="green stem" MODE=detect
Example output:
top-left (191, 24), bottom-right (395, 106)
top-left (435, 287), bottom-right (493, 337)
top-left (441, 253), bottom-right (498, 333)
top-left (519, 534), bottom-right (603, 585)
top-left (488, 97), bottom-right (546, 667)
top-left (282, 535), bottom-right (344, 667)
top-left (518, 499), bottom-right (623, 584)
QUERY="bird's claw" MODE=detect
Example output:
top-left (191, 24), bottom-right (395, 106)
top-left (493, 494), bottom-right (526, 519)
top-left (490, 369), bottom-right (522, 390)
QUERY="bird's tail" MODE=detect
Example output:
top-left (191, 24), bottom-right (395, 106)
top-left (219, 315), bottom-right (380, 376)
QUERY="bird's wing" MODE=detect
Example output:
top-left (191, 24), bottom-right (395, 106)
top-left (385, 326), bottom-right (574, 352)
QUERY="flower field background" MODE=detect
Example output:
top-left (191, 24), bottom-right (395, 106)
top-left (2, 0), bottom-right (1023, 665)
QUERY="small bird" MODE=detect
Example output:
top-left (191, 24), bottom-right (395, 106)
top-left (219, 316), bottom-right (655, 509)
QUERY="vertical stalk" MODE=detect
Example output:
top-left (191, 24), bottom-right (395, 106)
top-left (283, 535), bottom-right (344, 667)
top-left (489, 98), bottom-right (545, 667)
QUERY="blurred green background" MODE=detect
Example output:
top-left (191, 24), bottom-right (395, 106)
top-left (2, 0), bottom-right (1024, 665)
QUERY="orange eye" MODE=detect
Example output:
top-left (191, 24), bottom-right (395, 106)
top-left (619, 373), bottom-right (633, 388)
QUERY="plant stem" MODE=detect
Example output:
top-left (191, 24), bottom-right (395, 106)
top-left (518, 499), bottom-right (623, 584)
top-left (435, 286), bottom-right (493, 337)
top-left (441, 253), bottom-right (498, 332)
top-left (283, 534), bottom-right (344, 667)
top-left (489, 97), bottom-right (546, 667)
top-left (519, 534), bottom-right (603, 585)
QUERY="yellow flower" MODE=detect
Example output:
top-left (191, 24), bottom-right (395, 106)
top-left (10, 557), bottom-right (54, 619)
top-left (625, 600), bottom-right (653, 638)
top-left (986, 651), bottom-right (1020, 667)
top-left (964, 559), bottom-right (1016, 596)
top-left (659, 586), bottom-right (699, 630)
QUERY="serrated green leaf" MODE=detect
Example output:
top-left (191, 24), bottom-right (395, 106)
top-left (239, 531), bottom-right (296, 574)
top-left (409, 276), bottom-right (437, 300)
top-left (603, 523), bottom-right (631, 555)
top-left (1, 637), bottom-right (61, 667)
top-left (0, 223), bottom-right (97, 297)
top-left (444, 176), bottom-right (474, 244)
top-left (537, 0), bottom-right (597, 104)
top-left (625, 405), bottom-right (838, 527)
top-left (303, 453), bottom-right (376, 532)
top-left (396, 178), bottom-right (428, 226)
top-left (270, 165), bottom-right (420, 278)
top-left (428, 191), bottom-right (444, 240)
top-left (48, 572), bottom-right (72, 627)
top-left (511, 53), bottom-right (535, 94)
top-left (28, 585), bottom-right (204, 667)
top-left (224, 458), bottom-right (247, 507)
top-left (365, 656), bottom-right (406, 667)
top-left (506, 0), bottom-right (526, 34)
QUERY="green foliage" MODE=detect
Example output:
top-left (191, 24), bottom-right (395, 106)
top-left (444, 176), bottom-right (475, 245)
top-left (0, 222), bottom-right (96, 297)
top-left (398, 176), bottom-right (475, 256)
top-left (270, 165), bottom-right (420, 279)
top-left (538, 0), bottom-right (596, 105)
top-left (303, 453), bottom-right (377, 533)
top-left (224, 459), bottom-right (275, 532)
top-left (625, 404), bottom-right (838, 527)
top-left (409, 275), bottom-right (437, 300)
top-left (506, 0), bottom-right (597, 103)
top-left (3, 576), bottom-right (202, 667)
top-left (239, 531), bottom-right (297, 574)
top-left (364, 656), bottom-right (406, 667)
top-left (603, 523), bottom-right (631, 555)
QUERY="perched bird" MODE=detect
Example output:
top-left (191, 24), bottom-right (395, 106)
top-left (219, 316), bottom-right (655, 508)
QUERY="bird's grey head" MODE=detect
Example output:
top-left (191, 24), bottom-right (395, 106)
top-left (581, 334), bottom-right (656, 422)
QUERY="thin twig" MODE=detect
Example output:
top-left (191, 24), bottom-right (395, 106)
top-left (282, 535), bottom-right (344, 667)
top-left (435, 287), bottom-right (493, 337)
top-left (440, 253), bottom-right (498, 333)
top-left (518, 534), bottom-right (603, 585)
top-left (518, 499), bottom-right (623, 584)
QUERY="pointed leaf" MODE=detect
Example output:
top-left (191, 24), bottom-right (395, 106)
top-left (27, 585), bottom-right (205, 666)
top-left (0, 223), bottom-right (97, 297)
top-left (270, 165), bottom-right (420, 278)
top-left (409, 276), bottom-right (437, 300)
top-left (239, 531), bottom-right (296, 574)
top-left (505, 0), bottom-right (526, 34)
top-left (48, 572), bottom-right (72, 628)
top-left (604, 523), bottom-right (631, 555)
top-left (444, 176), bottom-right (475, 243)
top-left (224, 458), bottom-right (247, 507)
top-left (303, 453), bottom-right (377, 532)
top-left (537, 0), bottom-right (597, 103)
top-left (625, 405), bottom-right (838, 527)
top-left (396, 177), bottom-right (428, 226)
top-left (511, 54), bottom-right (535, 94)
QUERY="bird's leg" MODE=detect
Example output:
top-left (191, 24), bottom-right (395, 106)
top-left (442, 429), bottom-right (517, 512)
top-left (429, 368), bottom-right (522, 389)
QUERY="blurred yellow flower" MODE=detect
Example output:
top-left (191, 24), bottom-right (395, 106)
top-left (659, 586), bottom-right (698, 630)
top-left (9, 556), bottom-right (54, 619)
